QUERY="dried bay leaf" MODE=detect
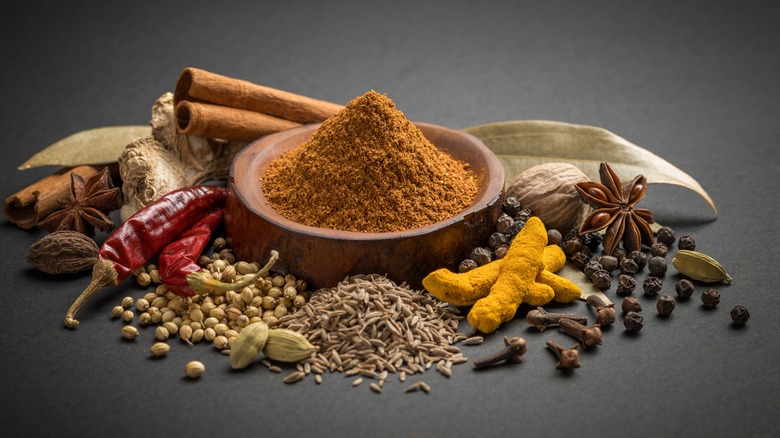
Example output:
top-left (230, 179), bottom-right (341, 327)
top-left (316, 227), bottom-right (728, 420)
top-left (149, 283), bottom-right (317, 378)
top-left (463, 120), bottom-right (717, 218)
top-left (18, 125), bottom-right (150, 170)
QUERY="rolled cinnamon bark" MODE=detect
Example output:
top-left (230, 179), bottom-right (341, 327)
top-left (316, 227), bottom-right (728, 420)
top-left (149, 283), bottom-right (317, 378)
top-left (175, 101), bottom-right (301, 141)
top-left (4, 165), bottom-right (115, 229)
top-left (174, 67), bottom-right (343, 124)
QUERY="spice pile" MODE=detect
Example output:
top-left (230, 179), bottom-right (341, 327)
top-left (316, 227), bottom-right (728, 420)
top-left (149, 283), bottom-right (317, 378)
top-left (263, 90), bottom-right (479, 233)
top-left (276, 274), bottom-right (469, 391)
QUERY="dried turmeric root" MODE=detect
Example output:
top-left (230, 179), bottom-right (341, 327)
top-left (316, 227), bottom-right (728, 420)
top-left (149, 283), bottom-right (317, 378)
top-left (422, 217), bottom-right (581, 334)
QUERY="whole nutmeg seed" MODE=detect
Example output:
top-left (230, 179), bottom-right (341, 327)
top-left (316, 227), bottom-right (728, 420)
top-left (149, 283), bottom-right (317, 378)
top-left (26, 230), bottom-right (99, 274)
top-left (505, 163), bottom-right (592, 234)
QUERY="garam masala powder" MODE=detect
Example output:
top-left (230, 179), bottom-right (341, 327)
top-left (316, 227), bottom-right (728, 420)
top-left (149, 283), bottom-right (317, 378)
top-left (262, 90), bottom-right (479, 233)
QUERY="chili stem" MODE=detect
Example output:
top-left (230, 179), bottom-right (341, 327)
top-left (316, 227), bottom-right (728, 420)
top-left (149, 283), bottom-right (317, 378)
top-left (65, 259), bottom-right (119, 328)
top-left (187, 250), bottom-right (279, 295)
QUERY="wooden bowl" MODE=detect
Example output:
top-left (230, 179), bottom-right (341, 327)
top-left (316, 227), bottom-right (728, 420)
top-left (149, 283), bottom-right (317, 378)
top-left (224, 122), bottom-right (504, 290)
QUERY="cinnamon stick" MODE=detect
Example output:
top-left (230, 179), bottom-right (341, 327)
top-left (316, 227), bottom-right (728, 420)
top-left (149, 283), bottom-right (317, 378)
top-left (175, 101), bottom-right (301, 141)
top-left (174, 67), bottom-right (343, 126)
top-left (4, 165), bottom-right (117, 229)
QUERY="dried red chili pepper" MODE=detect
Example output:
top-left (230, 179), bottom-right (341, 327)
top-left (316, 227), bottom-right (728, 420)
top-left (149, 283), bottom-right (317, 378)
top-left (158, 209), bottom-right (224, 297)
top-left (65, 185), bottom-right (227, 328)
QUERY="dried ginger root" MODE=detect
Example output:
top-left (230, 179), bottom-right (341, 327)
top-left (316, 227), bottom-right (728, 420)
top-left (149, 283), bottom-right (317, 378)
top-left (118, 92), bottom-right (248, 220)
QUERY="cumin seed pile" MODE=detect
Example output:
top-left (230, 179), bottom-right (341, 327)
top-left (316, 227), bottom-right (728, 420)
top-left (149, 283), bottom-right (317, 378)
top-left (276, 274), bottom-right (469, 389)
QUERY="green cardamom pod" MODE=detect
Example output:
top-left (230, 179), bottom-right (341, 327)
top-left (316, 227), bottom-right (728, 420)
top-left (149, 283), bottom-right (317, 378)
top-left (263, 328), bottom-right (317, 362)
top-left (672, 250), bottom-right (732, 284)
top-left (230, 322), bottom-right (269, 369)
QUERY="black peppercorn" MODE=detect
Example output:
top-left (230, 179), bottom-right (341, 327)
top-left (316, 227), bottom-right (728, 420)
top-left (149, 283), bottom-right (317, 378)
top-left (619, 258), bottom-right (638, 276)
top-left (508, 220), bottom-right (526, 239)
top-left (470, 247), bottom-right (493, 266)
top-left (581, 232), bottom-right (603, 252)
top-left (675, 279), bottom-right (695, 299)
top-left (647, 256), bottom-right (668, 276)
top-left (643, 276), bottom-right (663, 296)
top-left (502, 197), bottom-right (522, 217)
top-left (678, 235), bottom-right (696, 251)
top-left (656, 295), bottom-right (676, 316)
top-left (495, 214), bottom-right (514, 235)
top-left (591, 269), bottom-right (612, 290)
top-left (650, 242), bottom-right (668, 258)
top-left (494, 245), bottom-right (509, 260)
top-left (583, 261), bottom-right (603, 280)
top-left (701, 288), bottom-right (720, 308)
top-left (488, 232), bottom-right (509, 250)
top-left (628, 251), bottom-right (647, 271)
top-left (613, 247), bottom-right (627, 263)
top-left (597, 255), bottom-right (618, 272)
top-left (564, 238), bottom-right (583, 256)
top-left (563, 228), bottom-right (580, 243)
top-left (621, 296), bottom-right (642, 313)
top-left (730, 305), bottom-right (750, 325)
top-left (515, 208), bottom-right (533, 223)
top-left (547, 229), bottom-right (563, 246)
top-left (656, 226), bottom-right (676, 247)
top-left (570, 251), bottom-right (591, 271)
top-left (623, 311), bottom-right (644, 332)
top-left (458, 259), bottom-right (478, 273)
top-left (616, 275), bottom-right (637, 295)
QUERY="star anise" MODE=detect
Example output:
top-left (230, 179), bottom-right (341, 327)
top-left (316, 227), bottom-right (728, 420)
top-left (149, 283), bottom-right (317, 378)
top-left (37, 167), bottom-right (123, 237)
top-left (575, 162), bottom-right (654, 255)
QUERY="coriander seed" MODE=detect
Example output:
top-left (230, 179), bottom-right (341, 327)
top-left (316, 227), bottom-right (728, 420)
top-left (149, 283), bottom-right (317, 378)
top-left (185, 361), bottom-right (205, 378)
top-left (730, 305), bottom-right (750, 325)
top-left (136, 272), bottom-right (151, 287)
top-left (122, 325), bottom-right (139, 340)
top-left (136, 298), bottom-right (150, 312)
top-left (111, 306), bottom-right (124, 319)
top-left (150, 342), bottom-right (170, 357)
top-left (155, 326), bottom-right (170, 341)
top-left (121, 296), bottom-right (133, 308)
top-left (122, 310), bottom-right (134, 322)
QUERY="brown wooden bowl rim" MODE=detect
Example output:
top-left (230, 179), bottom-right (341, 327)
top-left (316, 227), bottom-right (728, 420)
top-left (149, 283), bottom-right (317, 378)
top-left (229, 121), bottom-right (505, 241)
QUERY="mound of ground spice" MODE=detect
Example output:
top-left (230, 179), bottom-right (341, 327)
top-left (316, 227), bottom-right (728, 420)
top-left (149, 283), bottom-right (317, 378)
top-left (262, 90), bottom-right (479, 233)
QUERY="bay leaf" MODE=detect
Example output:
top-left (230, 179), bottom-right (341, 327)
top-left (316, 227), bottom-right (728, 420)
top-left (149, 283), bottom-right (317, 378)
top-left (18, 125), bottom-right (150, 170)
top-left (463, 120), bottom-right (717, 217)
top-left (557, 263), bottom-right (613, 306)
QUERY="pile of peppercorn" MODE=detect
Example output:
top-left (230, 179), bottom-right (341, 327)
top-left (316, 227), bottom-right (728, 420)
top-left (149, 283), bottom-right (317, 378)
top-left (458, 196), bottom-right (532, 273)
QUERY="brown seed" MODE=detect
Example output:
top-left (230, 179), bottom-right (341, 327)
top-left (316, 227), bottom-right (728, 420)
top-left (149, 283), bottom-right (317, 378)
top-left (369, 383), bottom-right (382, 393)
top-left (283, 371), bottom-right (305, 384)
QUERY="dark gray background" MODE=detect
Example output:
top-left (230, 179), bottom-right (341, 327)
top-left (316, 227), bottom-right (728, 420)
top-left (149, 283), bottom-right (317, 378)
top-left (2, 1), bottom-right (778, 437)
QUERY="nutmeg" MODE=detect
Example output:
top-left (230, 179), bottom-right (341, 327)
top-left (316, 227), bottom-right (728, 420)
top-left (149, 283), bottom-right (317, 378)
top-left (26, 230), bottom-right (99, 274)
top-left (505, 163), bottom-right (591, 234)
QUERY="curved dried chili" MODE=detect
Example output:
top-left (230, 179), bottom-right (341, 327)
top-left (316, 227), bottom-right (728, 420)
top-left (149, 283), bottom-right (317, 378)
top-left (158, 209), bottom-right (224, 297)
top-left (65, 185), bottom-right (227, 328)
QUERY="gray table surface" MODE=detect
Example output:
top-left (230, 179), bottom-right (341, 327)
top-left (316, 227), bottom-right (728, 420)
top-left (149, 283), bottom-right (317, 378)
top-left (2, 1), bottom-right (778, 437)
